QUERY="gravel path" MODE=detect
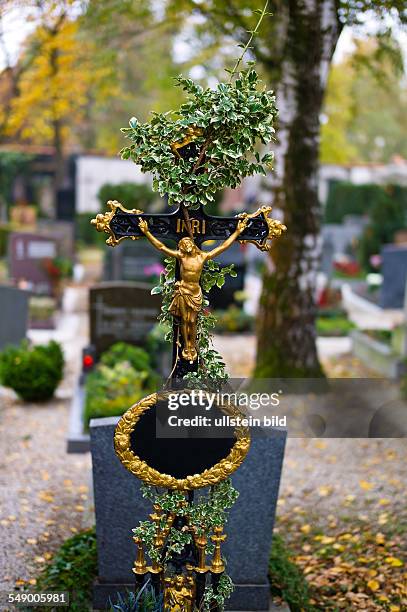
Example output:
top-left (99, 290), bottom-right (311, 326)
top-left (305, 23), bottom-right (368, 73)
top-left (279, 437), bottom-right (407, 520)
top-left (0, 393), bottom-right (92, 591)
top-left (0, 307), bottom-right (92, 592)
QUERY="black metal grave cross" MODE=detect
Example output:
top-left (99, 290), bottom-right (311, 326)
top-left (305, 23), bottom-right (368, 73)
top-left (92, 200), bottom-right (284, 379)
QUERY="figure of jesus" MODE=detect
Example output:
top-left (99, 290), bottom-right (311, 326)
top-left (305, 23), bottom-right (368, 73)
top-left (138, 216), bottom-right (249, 362)
top-left (164, 574), bottom-right (195, 611)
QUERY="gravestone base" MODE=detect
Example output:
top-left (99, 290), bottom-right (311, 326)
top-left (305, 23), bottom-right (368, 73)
top-left (90, 417), bottom-right (286, 612)
top-left (93, 580), bottom-right (271, 611)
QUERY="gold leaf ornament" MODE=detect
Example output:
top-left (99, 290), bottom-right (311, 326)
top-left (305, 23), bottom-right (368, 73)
top-left (114, 391), bottom-right (250, 490)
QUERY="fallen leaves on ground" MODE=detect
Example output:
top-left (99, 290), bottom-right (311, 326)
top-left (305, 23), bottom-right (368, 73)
top-left (321, 354), bottom-right (381, 378)
top-left (275, 512), bottom-right (407, 611)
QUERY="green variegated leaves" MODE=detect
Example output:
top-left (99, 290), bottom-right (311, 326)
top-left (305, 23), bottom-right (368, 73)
top-left (121, 69), bottom-right (277, 207)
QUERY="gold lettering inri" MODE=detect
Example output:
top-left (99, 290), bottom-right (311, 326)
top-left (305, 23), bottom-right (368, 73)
top-left (176, 218), bottom-right (206, 234)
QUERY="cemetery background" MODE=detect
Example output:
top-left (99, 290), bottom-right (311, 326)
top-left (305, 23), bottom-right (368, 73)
top-left (0, 1), bottom-right (406, 611)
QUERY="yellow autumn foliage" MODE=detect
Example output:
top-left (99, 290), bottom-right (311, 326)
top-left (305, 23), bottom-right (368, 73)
top-left (5, 18), bottom-right (115, 147)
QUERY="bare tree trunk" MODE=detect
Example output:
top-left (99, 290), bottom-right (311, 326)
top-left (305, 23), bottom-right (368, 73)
top-left (255, 0), bottom-right (340, 377)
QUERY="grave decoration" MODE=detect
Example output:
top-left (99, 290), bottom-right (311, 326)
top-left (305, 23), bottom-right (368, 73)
top-left (91, 6), bottom-right (286, 609)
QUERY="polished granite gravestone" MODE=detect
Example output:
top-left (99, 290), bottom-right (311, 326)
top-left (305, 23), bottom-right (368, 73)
top-left (0, 285), bottom-right (29, 350)
top-left (379, 245), bottom-right (407, 309)
top-left (90, 416), bottom-right (286, 611)
top-left (8, 232), bottom-right (58, 296)
top-left (89, 281), bottom-right (161, 357)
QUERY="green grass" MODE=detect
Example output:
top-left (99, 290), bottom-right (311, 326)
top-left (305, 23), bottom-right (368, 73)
top-left (269, 533), bottom-right (316, 611)
top-left (316, 315), bottom-right (355, 337)
top-left (332, 269), bottom-right (366, 281)
top-left (35, 528), bottom-right (97, 611)
top-left (364, 329), bottom-right (392, 345)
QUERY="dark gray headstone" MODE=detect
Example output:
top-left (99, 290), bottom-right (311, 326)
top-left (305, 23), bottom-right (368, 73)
top-left (89, 282), bottom-right (161, 356)
top-left (8, 232), bottom-right (57, 296)
top-left (0, 285), bottom-right (29, 350)
top-left (380, 245), bottom-right (407, 309)
top-left (90, 417), bottom-right (285, 611)
top-left (104, 241), bottom-right (163, 282)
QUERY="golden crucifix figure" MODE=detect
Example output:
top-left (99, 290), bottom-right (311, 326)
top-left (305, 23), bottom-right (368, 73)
top-left (138, 216), bottom-right (249, 362)
top-left (163, 574), bottom-right (195, 611)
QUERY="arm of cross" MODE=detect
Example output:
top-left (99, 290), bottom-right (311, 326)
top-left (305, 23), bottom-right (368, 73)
top-left (91, 200), bottom-right (286, 250)
top-left (138, 218), bottom-right (179, 258)
top-left (203, 216), bottom-right (249, 261)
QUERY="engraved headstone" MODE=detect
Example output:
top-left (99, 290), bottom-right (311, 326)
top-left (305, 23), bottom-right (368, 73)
top-left (8, 232), bottom-right (58, 296)
top-left (0, 285), bottom-right (29, 350)
top-left (89, 281), bottom-right (161, 357)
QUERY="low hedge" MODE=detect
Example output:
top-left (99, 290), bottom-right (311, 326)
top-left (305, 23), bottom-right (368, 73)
top-left (269, 533), bottom-right (315, 611)
top-left (97, 182), bottom-right (155, 211)
top-left (324, 182), bottom-right (383, 223)
top-left (316, 310), bottom-right (355, 337)
top-left (324, 181), bottom-right (407, 224)
top-left (0, 340), bottom-right (64, 402)
top-left (84, 362), bottom-right (147, 427)
top-left (100, 342), bottom-right (151, 375)
top-left (358, 184), bottom-right (407, 270)
top-left (75, 213), bottom-right (106, 246)
top-left (145, 323), bottom-right (172, 371)
top-left (83, 343), bottom-right (160, 426)
top-left (100, 342), bottom-right (159, 390)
